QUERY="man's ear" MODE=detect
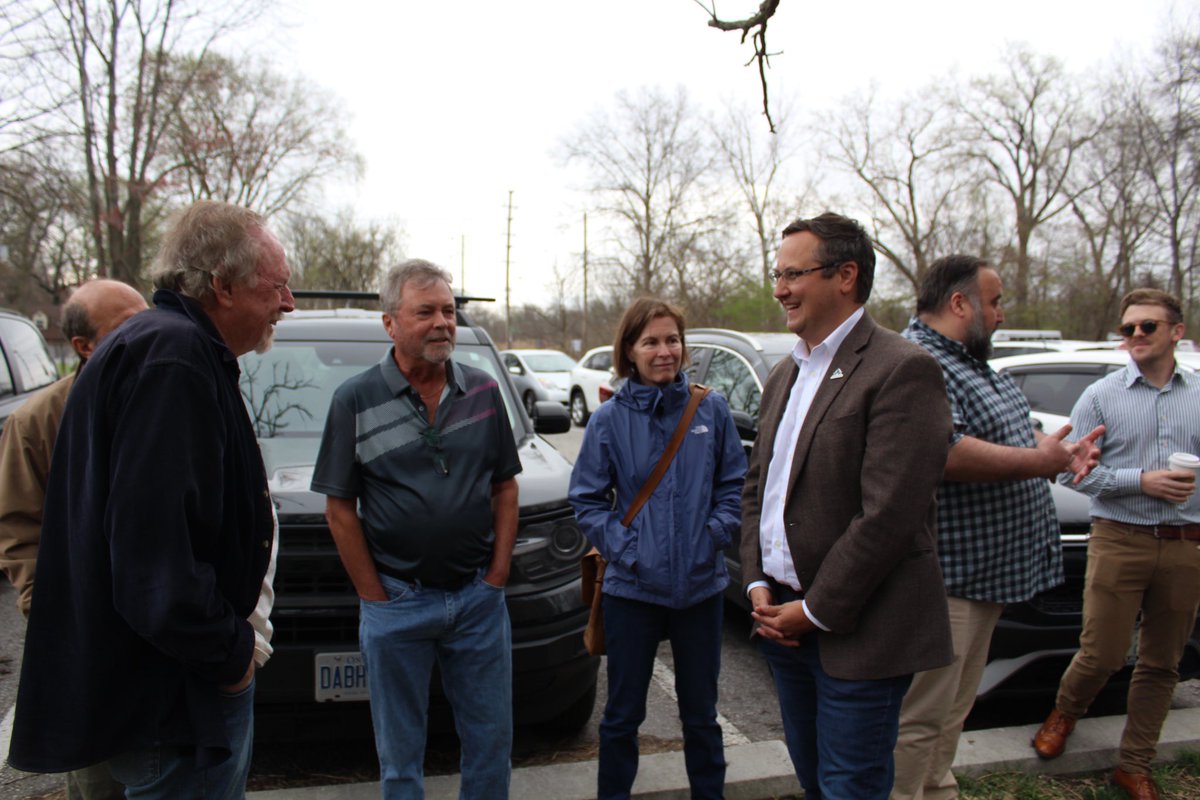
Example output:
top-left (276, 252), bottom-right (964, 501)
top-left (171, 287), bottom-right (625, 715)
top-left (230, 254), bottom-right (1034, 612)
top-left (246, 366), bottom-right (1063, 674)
top-left (949, 291), bottom-right (971, 318)
top-left (837, 261), bottom-right (859, 296)
top-left (211, 274), bottom-right (236, 309)
top-left (70, 335), bottom-right (95, 359)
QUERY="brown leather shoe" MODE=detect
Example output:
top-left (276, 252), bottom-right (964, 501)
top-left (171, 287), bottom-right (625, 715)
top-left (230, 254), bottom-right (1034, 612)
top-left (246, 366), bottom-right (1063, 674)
top-left (1112, 767), bottom-right (1160, 800)
top-left (1031, 709), bottom-right (1076, 759)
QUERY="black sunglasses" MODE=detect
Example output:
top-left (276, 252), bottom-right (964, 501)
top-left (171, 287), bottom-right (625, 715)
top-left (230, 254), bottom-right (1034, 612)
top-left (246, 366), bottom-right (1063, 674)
top-left (1117, 319), bottom-right (1171, 338)
top-left (421, 426), bottom-right (449, 477)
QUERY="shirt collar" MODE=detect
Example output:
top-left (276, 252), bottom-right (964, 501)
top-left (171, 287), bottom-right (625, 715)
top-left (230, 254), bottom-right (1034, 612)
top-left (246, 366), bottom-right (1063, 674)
top-left (792, 306), bottom-right (864, 366)
top-left (379, 347), bottom-right (464, 397)
top-left (1121, 357), bottom-right (1190, 389)
top-left (906, 316), bottom-right (990, 370)
top-left (152, 288), bottom-right (237, 366)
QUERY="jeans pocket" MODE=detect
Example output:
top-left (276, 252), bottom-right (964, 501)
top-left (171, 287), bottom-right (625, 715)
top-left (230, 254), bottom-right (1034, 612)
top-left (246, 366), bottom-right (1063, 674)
top-left (106, 744), bottom-right (161, 789)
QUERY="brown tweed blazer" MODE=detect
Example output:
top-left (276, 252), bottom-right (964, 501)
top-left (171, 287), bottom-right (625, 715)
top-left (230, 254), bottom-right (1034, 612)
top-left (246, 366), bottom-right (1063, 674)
top-left (740, 313), bottom-right (955, 680)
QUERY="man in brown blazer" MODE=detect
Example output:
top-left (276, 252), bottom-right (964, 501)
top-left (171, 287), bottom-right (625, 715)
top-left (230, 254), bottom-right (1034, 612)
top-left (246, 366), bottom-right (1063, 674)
top-left (741, 212), bottom-right (954, 800)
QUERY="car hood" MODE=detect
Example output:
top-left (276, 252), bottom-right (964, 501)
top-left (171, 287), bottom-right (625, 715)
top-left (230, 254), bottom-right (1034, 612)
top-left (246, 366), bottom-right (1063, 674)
top-left (260, 433), bottom-right (573, 517)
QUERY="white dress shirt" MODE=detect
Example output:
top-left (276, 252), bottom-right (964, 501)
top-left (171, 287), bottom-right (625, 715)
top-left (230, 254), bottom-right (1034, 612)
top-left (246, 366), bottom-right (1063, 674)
top-left (750, 307), bottom-right (864, 628)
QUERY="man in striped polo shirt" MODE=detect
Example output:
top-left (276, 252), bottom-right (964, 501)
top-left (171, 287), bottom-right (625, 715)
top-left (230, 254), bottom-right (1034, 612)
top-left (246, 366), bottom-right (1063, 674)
top-left (1033, 288), bottom-right (1200, 800)
top-left (312, 260), bottom-right (521, 799)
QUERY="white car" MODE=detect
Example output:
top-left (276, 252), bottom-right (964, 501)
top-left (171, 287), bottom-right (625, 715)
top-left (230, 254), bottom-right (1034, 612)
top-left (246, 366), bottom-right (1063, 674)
top-left (500, 349), bottom-right (577, 416)
top-left (568, 346), bottom-right (614, 427)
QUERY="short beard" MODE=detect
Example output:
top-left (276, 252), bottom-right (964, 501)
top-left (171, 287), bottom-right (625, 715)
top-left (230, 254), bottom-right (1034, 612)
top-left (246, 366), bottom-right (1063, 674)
top-left (963, 309), bottom-right (992, 361)
top-left (254, 323), bottom-right (276, 354)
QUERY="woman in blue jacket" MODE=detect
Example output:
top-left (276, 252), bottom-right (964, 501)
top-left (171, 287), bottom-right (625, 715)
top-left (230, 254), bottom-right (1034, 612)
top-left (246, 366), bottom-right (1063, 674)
top-left (569, 297), bottom-right (747, 800)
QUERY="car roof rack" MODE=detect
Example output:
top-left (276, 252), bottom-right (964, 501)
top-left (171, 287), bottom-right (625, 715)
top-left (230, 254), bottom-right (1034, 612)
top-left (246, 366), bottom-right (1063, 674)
top-left (291, 290), bottom-right (495, 308)
top-left (688, 327), bottom-right (768, 352)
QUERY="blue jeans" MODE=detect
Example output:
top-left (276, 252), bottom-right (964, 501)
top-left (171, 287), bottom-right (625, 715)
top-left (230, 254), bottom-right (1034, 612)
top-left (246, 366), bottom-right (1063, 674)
top-left (760, 635), bottom-right (911, 800)
top-left (104, 677), bottom-right (255, 800)
top-left (360, 571), bottom-right (513, 800)
top-left (599, 593), bottom-right (725, 800)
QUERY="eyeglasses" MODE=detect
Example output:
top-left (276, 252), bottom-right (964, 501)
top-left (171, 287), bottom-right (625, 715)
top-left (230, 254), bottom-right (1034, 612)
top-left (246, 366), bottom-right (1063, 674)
top-left (421, 426), bottom-right (449, 476)
top-left (769, 263), bottom-right (839, 285)
top-left (1117, 319), bottom-right (1171, 338)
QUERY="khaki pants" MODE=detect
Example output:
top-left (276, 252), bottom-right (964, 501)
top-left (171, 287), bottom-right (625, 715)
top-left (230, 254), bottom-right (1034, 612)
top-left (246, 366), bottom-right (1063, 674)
top-left (1055, 519), bottom-right (1200, 773)
top-left (891, 596), bottom-right (1004, 800)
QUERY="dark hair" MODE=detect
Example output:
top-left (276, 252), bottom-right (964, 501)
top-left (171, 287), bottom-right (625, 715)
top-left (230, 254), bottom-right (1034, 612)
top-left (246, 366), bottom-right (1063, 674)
top-left (1120, 288), bottom-right (1183, 324)
top-left (612, 297), bottom-right (689, 380)
top-left (60, 296), bottom-right (95, 341)
top-left (781, 212), bottom-right (875, 302)
top-left (916, 255), bottom-right (989, 315)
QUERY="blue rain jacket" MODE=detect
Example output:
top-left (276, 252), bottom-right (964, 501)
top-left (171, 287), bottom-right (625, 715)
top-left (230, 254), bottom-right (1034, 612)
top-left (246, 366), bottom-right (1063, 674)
top-left (569, 372), bottom-right (747, 609)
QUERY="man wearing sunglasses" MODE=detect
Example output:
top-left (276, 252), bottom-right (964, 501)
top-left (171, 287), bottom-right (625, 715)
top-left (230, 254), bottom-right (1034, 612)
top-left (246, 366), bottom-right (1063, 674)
top-left (1033, 289), bottom-right (1200, 800)
top-left (312, 260), bottom-right (521, 799)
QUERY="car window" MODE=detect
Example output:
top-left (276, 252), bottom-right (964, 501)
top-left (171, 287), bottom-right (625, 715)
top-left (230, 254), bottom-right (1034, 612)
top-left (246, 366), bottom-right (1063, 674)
top-left (703, 348), bottom-right (762, 417)
top-left (523, 353), bottom-right (577, 372)
top-left (0, 317), bottom-right (57, 394)
top-left (1009, 368), bottom-right (1107, 417)
top-left (0, 340), bottom-right (12, 396)
top-left (584, 351), bottom-right (611, 371)
top-left (239, 341), bottom-right (520, 440)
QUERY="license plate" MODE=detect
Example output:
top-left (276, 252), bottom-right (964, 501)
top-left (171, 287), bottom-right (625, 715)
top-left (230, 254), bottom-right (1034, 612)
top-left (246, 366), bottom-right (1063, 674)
top-left (314, 652), bottom-right (369, 702)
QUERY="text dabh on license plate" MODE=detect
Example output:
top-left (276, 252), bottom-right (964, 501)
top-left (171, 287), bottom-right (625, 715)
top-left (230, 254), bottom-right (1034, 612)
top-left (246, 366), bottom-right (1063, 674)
top-left (314, 652), bottom-right (369, 702)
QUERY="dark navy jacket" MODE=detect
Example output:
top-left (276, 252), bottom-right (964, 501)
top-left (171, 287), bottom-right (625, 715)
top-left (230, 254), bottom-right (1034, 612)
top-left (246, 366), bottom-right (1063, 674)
top-left (9, 290), bottom-right (273, 772)
top-left (568, 372), bottom-right (747, 609)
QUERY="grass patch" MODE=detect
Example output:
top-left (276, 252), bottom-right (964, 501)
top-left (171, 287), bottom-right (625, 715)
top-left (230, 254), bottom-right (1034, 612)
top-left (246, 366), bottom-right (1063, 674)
top-left (957, 752), bottom-right (1200, 799)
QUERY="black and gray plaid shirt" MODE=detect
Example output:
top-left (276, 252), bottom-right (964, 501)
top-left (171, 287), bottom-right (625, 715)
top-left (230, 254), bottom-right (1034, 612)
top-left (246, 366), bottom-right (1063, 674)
top-left (904, 319), bottom-right (1063, 603)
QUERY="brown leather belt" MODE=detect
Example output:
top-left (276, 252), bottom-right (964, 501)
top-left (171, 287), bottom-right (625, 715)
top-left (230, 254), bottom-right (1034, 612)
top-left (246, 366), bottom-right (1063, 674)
top-left (1094, 517), bottom-right (1200, 541)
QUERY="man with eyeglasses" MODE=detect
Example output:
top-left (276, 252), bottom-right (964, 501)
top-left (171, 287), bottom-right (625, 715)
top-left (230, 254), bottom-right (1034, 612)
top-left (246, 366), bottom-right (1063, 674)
top-left (311, 259), bottom-right (521, 799)
top-left (1032, 289), bottom-right (1200, 800)
top-left (740, 212), bottom-right (954, 799)
top-left (893, 255), bottom-right (1101, 800)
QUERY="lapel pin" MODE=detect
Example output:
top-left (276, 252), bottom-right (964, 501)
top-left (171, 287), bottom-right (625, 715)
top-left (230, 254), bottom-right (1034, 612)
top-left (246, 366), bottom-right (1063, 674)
top-left (830, 368), bottom-right (844, 380)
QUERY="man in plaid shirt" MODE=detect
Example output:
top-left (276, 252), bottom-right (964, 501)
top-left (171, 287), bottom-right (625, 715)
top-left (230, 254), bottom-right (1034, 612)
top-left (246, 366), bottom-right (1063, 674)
top-left (892, 255), bottom-right (1102, 800)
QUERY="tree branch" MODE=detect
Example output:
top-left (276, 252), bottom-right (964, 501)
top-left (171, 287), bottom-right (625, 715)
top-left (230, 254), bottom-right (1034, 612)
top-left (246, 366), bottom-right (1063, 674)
top-left (696, 0), bottom-right (782, 133)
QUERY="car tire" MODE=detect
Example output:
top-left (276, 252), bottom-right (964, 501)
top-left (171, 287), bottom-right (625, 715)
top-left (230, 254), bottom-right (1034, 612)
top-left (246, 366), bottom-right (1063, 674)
top-left (541, 682), bottom-right (597, 734)
top-left (523, 391), bottom-right (537, 417)
top-left (570, 389), bottom-right (590, 427)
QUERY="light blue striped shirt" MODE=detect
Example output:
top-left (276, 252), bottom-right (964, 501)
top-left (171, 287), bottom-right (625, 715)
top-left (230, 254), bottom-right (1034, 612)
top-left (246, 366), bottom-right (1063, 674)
top-left (1058, 360), bottom-right (1200, 524)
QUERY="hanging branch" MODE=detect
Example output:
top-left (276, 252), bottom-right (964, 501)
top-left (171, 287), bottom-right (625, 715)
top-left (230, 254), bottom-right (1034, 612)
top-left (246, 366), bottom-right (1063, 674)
top-left (695, 0), bottom-right (783, 132)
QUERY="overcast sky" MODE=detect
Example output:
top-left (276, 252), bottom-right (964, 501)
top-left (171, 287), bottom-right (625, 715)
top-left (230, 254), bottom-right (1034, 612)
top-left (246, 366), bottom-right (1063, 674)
top-left (256, 0), bottom-right (1187, 305)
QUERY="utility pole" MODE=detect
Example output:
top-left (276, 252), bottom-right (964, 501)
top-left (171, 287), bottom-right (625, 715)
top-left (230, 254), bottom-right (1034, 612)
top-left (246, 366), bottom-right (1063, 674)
top-left (504, 190), bottom-right (514, 349)
top-left (582, 212), bottom-right (589, 350)
top-left (460, 235), bottom-right (466, 294)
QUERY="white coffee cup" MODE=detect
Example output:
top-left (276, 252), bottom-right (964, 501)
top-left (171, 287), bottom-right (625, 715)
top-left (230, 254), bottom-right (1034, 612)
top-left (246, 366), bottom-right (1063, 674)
top-left (1167, 452), bottom-right (1200, 505)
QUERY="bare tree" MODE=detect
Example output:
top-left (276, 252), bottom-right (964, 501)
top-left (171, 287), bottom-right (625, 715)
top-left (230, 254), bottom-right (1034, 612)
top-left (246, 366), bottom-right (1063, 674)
top-left (956, 46), bottom-right (1095, 319)
top-left (828, 88), bottom-right (980, 292)
top-left (712, 97), bottom-right (801, 323)
top-left (11, 0), bottom-right (268, 285)
top-left (161, 52), bottom-right (362, 218)
top-left (283, 209), bottom-right (403, 294)
top-left (561, 86), bottom-right (716, 300)
top-left (1134, 20), bottom-right (1200, 302)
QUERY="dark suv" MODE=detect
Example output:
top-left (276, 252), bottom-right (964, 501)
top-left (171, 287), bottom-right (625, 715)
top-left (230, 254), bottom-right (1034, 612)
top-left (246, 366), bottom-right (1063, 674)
top-left (0, 309), bottom-right (59, 433)
top-left (238, 302), bottom-right (598, 738)
top-left (682, 329), bottom-right (1200, 701)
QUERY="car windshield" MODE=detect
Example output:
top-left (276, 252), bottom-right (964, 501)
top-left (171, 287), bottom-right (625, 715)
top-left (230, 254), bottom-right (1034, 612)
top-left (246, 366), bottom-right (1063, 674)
top-left (522, 353), bottom-right (577, 372)
top-left (239, 340), bottom-right (520, 443)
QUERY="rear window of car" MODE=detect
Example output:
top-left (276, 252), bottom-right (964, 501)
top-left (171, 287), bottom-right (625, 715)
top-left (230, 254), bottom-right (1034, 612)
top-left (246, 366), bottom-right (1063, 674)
top-left (0, 316), bottom-right (57, 395)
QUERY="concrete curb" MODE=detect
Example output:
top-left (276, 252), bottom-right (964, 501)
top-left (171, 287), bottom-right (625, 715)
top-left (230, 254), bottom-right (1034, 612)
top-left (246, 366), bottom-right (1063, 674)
top-left (247, 707), bottom-right (1200, 799)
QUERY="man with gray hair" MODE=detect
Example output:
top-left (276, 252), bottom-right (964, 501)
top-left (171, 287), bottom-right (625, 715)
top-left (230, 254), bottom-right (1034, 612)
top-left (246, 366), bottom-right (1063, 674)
top-left (0, 279), bottom-right (145, 800)
top-left (313, 259), bottom-right (521, 798)
top-left (9, 200), bottom-right (293, 798)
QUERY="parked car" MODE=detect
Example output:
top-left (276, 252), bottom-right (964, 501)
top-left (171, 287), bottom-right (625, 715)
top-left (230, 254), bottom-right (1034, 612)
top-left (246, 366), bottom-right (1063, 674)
top-left (0, 309), bottom-right (60, 433)
top-left (500, 349), bottom-right (577, 417)
top-left (568, 346), bottom-right (614, 427)
top-left (239, 303), bottom-right (597, 740)
top-left (684, 329), bottom-right (1200, 701)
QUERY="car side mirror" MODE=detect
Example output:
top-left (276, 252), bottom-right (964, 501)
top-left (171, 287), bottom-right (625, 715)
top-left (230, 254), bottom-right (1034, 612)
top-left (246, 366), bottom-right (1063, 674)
top-left (508, 364), bottom-right (523, 376)
top-left (532, 400), bottom-right (571, 435)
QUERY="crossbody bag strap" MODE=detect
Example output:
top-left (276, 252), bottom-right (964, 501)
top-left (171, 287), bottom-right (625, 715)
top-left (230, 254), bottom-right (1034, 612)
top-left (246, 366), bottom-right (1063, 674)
top-left (620, 383), bottom-right (712, 528)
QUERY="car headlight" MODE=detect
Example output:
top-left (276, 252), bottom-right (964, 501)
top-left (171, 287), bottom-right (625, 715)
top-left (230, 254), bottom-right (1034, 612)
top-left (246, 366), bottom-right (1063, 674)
top-left (510, 516), bottom-right (588, 585)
